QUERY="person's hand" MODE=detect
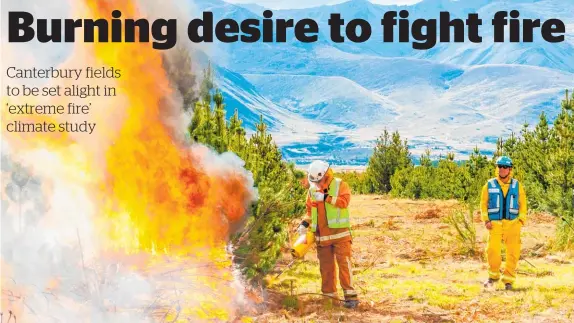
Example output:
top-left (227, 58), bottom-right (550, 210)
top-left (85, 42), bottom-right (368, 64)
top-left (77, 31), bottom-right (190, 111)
top-left (485, 221), bottom-right (493, 230)
top-left (313, 192), bottom-right (326, 202)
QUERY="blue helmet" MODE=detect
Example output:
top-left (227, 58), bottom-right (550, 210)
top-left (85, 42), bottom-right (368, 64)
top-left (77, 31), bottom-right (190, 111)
top-left (495, 156), bottom-right (513, 167)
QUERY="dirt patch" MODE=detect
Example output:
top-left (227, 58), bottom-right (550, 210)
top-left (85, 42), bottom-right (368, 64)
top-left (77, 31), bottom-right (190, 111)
top-left (529, 211), bottom-right (559, 224)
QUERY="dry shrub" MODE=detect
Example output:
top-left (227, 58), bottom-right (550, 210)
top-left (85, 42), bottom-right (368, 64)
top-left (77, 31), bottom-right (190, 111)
top-left (352, 219), bottom-right (376, 230)
top-left (414, 207), bottom-right (441, 220)
top-left (381, 218), bottom-right (400, 230)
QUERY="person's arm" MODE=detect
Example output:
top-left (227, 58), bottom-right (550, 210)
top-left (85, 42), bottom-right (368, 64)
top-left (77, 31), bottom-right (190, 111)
top-left (518, 183), bottom-right (528, 225)
top-left (326, 181), bottom-right (351, 209)
top-left (480, 183), bottom-right (489, 222)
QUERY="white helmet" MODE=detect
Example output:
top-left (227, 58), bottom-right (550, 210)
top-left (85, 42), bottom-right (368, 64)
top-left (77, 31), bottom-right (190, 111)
top-left (308, 160), bottom-right (330, 183)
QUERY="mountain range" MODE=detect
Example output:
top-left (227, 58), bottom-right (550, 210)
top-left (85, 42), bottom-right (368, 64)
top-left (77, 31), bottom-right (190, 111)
top-left (189, 0), bottom-right (574, 165)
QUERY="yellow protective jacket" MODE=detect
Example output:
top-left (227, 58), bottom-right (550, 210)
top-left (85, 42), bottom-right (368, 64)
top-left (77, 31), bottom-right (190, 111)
top-left (480, 175), bottom-right (527, 224)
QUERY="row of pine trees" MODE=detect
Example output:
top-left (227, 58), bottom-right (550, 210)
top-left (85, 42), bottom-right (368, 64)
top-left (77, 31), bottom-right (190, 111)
top-left (342, 90), bottom-right (574, 250)
top-left (184, 64), bottom-right (307, 280)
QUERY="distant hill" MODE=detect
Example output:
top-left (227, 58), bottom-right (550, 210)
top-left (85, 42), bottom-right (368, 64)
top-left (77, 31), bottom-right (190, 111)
top-left (190, 0), bottom-right (574, 165)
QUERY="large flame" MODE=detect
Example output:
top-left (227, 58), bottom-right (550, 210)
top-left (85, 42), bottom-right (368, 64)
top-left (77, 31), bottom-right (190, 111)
top-left (1, 0), bottom-right (256, 321)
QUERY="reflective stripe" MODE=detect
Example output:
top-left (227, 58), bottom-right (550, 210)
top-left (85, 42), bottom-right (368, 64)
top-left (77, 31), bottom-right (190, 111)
top-left (496, 195), bottom-right (500, 208)
top-left (512, 179), bottom-right (517, 189)
top-left (328, 217), bottom-right (349, 226)
top-left (509, 193), bottom-right (519, 214)
top-left (488, 188), bottom-right (500, 193)
top-left (317, 231), bottom-right (351, 242)
top-left (323, 293), bottom-right (336, 297)
top-left (489, 179), bottom-right (497, 188)
top-left (344, 290), bottom-right (357, 296)
top-left (330, 178), bottom-right (341, 205)
top-left (333, 178), bottom-right (342, 197)
top-left (488, 208), bottom-right (500, 213)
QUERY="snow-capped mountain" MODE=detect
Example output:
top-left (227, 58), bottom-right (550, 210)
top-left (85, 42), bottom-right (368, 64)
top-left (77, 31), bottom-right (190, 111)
top-left (189, 0), bottom-right (574, 165)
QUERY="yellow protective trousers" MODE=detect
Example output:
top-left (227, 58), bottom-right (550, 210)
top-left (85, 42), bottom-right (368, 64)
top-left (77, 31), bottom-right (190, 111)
top-left (486, 219), bottom-right (523, 284)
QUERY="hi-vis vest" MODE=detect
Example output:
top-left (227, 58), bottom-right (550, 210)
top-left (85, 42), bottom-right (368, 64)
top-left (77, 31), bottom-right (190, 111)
top-left (487, 178), bottom-right (520, 221)
top-left (309, 178), bottom-right (350, 232)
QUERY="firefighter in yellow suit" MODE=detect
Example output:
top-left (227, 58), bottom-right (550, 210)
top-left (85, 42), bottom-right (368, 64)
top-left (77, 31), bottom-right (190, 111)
top-left (481, 156), bottom-right (527, 290)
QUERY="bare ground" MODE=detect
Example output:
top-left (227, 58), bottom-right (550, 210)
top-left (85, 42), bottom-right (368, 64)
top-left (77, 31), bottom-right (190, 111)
top-left (251, 196), bottom-right (574, 323)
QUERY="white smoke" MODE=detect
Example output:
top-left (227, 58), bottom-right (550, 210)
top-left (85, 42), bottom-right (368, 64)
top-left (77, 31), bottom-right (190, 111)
top-left (1, 145), bottom-right (158, 322)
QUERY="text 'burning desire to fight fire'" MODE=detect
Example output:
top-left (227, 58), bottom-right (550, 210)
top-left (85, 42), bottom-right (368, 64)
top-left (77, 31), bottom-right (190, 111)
top-left (7, 9), bottom-right (567, 50)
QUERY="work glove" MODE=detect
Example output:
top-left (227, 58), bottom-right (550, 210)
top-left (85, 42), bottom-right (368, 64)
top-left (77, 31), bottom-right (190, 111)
top-left (313, 191), bottom-right (327, 202)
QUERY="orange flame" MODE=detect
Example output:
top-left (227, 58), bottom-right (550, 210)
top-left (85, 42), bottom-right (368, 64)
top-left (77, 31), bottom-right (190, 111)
top-left (83, 0), bottom-right (252, 256)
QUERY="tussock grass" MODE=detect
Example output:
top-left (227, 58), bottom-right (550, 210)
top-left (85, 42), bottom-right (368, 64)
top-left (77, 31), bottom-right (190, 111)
top-left (444, 206), bottom-right (479, 258)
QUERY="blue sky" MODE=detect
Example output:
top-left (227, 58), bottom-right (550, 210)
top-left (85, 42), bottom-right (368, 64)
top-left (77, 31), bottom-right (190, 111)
top-left (224, 0), bottom-right (422, 10)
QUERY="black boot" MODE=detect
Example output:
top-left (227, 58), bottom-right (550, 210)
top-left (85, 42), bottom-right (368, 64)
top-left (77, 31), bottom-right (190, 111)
top-left (483, 278), bottom-right (496, 288)
top-left (343, 299), bottom-right (359, 309)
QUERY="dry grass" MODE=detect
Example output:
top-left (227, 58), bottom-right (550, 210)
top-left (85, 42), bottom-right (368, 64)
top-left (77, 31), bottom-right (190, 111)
top-left (258, 195), bottom-right (574, 323)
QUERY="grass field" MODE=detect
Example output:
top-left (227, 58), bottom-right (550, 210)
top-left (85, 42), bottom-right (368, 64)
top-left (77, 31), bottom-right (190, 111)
top-left (255, 196), bottom-right (574, 323)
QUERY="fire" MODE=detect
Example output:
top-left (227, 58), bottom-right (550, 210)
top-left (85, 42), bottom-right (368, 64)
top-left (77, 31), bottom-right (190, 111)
top-left (1, 0), bottom-right (256, 321)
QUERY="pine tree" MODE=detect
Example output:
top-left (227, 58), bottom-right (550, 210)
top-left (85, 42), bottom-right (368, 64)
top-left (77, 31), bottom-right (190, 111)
top-left (465, 147), bottom-right (492, 205)
top-left (212, 89), bottom-right (228, 153)
top-left (467, 147), bottom-right (489, 178)
top-left (234, 115), bottom-right (306, 279)
top-left (515, 114), bottom-right (553, 210)
top-left (494, 137), bottom-right (504, 160)
top-left (228, 108), bottom-right (247, 153)
top-left (419, 149), bottom-right (432, 167)
top-left (189, 101), bottom-right (206, 142)
top-left (548, 90), bottom-right (574, 248)
top-left (433, 153), bottom-right (470, 200)
top-left (390, 149), bottom-right (432, 199)
top-left (200, 61), bottom-right (215, 103)
top-left (364, 129), bottom-right (412, 194)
